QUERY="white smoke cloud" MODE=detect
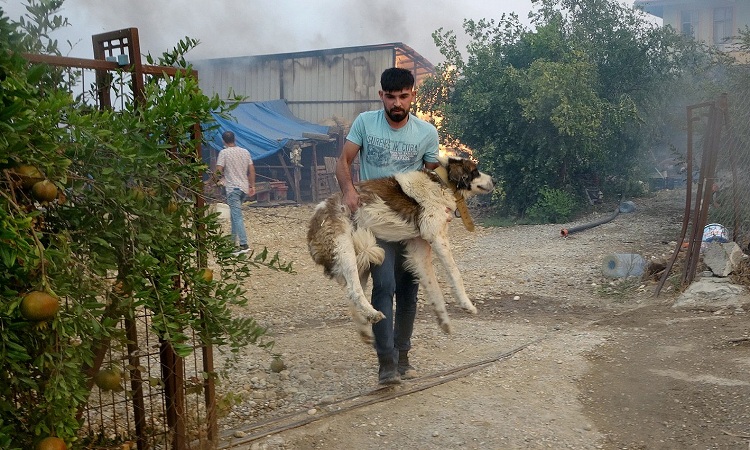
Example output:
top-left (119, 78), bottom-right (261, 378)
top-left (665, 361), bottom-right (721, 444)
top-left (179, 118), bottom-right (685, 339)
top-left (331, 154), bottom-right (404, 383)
top-left (1, 0), bottom-right (640, 64)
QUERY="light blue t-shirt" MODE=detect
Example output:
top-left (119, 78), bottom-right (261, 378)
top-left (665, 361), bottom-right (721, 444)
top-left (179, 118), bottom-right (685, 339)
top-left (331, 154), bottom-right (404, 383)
top-left (346, 110), bottom-right (439, 181)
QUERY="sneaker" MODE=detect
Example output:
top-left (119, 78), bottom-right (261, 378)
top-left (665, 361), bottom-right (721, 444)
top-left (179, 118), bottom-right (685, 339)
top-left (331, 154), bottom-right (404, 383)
top-left (378, 358), bottom-right (401, 385)
top-left (232, 244), bottom-right (250, 256)
top-left (398, 351), bottom-right (417, 380)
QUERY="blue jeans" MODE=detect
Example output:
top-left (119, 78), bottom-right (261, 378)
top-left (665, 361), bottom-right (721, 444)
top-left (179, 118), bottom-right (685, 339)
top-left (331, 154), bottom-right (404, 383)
top-left (370, 239), bottom-right (419, 364)
top-left (225, 188), bottom-right (247, 247)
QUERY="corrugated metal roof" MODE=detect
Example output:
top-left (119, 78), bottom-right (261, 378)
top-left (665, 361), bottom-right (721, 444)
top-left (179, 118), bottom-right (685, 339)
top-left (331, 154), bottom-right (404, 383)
top-left (190, 42), bottom-right (436, 126)
top-left (192, 42), bottom-right (434, 79)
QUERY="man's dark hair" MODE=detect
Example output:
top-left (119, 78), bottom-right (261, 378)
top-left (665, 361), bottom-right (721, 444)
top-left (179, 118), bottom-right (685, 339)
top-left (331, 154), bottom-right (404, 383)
top-left (222, 130), bottom-right (236, 145)
top-left (380, 67), bottom-right (415, 92)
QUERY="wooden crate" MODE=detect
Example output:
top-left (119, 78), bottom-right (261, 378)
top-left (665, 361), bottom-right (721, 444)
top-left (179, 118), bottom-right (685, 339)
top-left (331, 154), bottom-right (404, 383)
top-left (312, 166), bottom-right (338, 201)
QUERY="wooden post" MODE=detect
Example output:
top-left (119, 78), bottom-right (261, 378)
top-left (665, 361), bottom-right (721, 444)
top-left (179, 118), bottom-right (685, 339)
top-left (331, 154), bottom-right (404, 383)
top-left (92, 28), bottom-right (145, 108)
top-left (194, 123), bottom-right (218, 446)
top-left (125, 316), bottom-right (148, 450)
top-left (160, 340), bottom-right (187, 450)
top-left (276, 152), bottom-right (301, 203)
top-left (311, 143), bottom-right (319, 203)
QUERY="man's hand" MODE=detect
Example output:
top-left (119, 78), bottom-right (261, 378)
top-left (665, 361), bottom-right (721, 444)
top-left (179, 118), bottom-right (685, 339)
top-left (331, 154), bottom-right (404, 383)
top-left (214, 168), bottom-right (224, 186)
top-left (342, 189), bottom-right (360, 213)
top-left (336, 141), bottom-right (361, 213)
top-left (248, 185), bottom-right (256, 197)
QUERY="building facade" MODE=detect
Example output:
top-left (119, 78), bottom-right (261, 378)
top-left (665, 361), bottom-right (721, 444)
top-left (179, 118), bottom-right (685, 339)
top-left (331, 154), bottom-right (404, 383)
top-left (635, 0), bottom-right (749, 55)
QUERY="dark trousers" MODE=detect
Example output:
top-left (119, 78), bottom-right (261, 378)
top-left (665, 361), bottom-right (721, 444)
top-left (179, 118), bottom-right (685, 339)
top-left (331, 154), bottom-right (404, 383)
top-left (370, 239), bottom-right (419, 364)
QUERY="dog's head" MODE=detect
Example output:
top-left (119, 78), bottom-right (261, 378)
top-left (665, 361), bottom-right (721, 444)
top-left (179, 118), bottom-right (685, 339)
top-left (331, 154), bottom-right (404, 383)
top-left (437, 155), bottom-right (494, 197)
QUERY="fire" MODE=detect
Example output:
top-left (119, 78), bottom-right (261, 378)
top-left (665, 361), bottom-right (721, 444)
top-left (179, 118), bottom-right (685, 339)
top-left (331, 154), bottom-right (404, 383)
top-left (413, 65), bottom-right (474, 159)
top-left (415, 109), bottom-right (475, 159)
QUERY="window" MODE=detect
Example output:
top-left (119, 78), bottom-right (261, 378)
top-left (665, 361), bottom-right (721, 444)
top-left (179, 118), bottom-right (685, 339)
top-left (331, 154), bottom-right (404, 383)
top-left (713, 7), bottom-right (734, 47)
top-left (681, 10), bottom-right (698, 38)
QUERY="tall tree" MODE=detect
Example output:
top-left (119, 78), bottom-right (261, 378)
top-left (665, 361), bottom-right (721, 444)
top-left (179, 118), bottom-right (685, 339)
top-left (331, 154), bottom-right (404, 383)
top-left (420, 0), bottom-right (720, 217)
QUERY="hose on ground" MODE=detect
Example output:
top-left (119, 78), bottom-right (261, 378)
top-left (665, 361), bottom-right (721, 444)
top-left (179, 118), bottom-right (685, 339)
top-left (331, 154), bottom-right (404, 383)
top-left (560, 203), bottom-right (623, 237)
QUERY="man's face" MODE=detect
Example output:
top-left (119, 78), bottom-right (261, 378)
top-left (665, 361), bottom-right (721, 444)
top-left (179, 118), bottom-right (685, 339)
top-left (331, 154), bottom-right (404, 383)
top-left (379, 88), bottom-right (414, 124)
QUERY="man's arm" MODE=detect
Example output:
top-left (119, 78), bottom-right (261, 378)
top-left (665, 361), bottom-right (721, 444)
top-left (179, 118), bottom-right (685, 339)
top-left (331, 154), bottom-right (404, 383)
top-left (424, 161), bottom-right (439, 171)
top-left (247, 163), bottom-right (256, 196)
top-left (214, 165), bottom-right (224, 185)
top-left (423, 126), bottom-right (440, 171)
top-left (336, 140), bottom-right (361, 212)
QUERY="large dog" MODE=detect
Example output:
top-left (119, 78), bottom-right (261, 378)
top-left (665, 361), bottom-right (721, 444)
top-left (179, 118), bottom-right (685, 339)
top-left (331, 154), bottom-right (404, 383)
top-left (307, 156), bottom-right (494, 343)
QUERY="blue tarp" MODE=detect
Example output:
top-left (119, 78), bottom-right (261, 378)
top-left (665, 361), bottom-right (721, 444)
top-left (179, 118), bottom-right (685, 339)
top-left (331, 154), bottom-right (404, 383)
top-left (205, 100), bottom-right (330, 162)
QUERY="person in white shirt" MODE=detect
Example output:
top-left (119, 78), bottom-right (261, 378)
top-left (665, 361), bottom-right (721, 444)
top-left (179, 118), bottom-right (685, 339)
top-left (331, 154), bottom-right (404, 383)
top-left (216, 131), bottom-right (255, 254)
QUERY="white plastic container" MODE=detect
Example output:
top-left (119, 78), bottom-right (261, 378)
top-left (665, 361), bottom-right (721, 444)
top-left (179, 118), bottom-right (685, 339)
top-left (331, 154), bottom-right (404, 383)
top-left (213, 202), bottom-right (230, 222)
top-left (702, 223), bottom-right (728, 243)
top-left (601, 253), bottom-right (646, 278)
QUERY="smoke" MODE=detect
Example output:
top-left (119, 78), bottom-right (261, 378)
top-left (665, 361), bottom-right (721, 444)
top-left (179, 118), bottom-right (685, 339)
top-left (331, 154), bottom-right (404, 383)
top-left (2, 0), bottom-right (642, 64)
top-left (73, 0), bottom-right (456, 60)
top-left (2, 0), bottom-right (538, 64)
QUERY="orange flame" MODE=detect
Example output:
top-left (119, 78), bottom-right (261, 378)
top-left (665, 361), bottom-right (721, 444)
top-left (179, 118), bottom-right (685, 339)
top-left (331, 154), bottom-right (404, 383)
top-left (416, 110), bottom-right (475, 159)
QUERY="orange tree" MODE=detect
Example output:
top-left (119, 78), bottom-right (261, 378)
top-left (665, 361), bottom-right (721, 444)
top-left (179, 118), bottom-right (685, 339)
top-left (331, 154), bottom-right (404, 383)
top-left (0, 4), bottom-right (289, 448)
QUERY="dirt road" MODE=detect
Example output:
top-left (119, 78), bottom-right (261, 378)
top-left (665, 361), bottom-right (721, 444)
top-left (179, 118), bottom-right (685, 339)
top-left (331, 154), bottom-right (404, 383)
top-left (213, 189), bottom-right (750, 449)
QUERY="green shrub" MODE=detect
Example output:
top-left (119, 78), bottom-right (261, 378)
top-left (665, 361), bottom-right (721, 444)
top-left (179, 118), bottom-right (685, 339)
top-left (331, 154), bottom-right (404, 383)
top-left (526, 187), bottom-right (578, 224)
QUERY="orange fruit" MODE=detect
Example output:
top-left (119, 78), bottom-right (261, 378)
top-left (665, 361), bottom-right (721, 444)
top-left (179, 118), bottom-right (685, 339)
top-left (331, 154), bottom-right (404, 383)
top-left (200, 268), bottom-right (214, 283)
top-left (130, 187), bottom-right (146, 202)
top-left (94, 368), bottom-right (123, 391)
top-left (20, 291), bottom-right (60, 321)
top-left (31, 180), bottom-right (58, 202)
top-left (165, 201), bottom-right (179, 214)
top-left (14, 165), bottom-right (44, 189)
top-left (36, 436), bottom-right (67, 450)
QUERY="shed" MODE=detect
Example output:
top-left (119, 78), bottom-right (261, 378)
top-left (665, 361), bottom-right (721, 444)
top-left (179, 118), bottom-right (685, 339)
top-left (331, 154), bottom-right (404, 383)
top-left (190, 42), bottom-right (435, 126)
top-left (203, 100), bottom-right (337, 204)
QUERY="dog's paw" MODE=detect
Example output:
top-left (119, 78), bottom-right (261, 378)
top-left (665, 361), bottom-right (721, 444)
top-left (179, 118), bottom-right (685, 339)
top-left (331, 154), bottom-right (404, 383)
top-left (462, 303), bottom-right (478, 314)
top-left (439, 320), bottom-right (453, 334)
top-left (366, 310), bottom-right (386, 324)
top-left (358, 327), bottom-right (374, 345)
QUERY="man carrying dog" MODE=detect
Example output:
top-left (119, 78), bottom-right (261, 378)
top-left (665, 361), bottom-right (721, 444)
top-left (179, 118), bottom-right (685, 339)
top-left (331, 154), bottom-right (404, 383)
top-left (336, 67), bottom-right (440, 385)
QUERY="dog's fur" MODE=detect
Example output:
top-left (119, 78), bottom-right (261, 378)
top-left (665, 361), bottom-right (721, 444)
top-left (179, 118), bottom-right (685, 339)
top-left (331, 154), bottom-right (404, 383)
top-left (307, 156), bottom-right (494, 343)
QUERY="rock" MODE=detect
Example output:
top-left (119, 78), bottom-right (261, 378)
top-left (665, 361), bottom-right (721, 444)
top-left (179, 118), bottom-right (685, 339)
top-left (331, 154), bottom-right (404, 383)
top-left (270, 357), bottom-right (286, 373)
top-left (673, 277), bottom-right (750, 310)
top-left (703, 242), bottom-right (746, 277)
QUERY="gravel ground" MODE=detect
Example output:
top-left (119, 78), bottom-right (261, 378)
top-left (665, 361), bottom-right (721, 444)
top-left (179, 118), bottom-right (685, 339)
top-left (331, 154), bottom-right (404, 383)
top-left (206, 189), bottom-right (750, 450)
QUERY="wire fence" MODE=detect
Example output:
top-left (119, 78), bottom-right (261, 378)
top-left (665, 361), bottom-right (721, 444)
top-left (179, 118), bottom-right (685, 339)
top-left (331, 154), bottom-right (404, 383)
top-left (711, 86), bottom-right (750, 251)
top-left (656, 75), bottom-right (750, 295)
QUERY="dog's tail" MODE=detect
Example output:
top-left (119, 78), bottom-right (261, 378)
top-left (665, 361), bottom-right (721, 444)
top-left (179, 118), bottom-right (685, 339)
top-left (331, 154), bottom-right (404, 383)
top-left (352, 228), bottom-right (384, 274)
